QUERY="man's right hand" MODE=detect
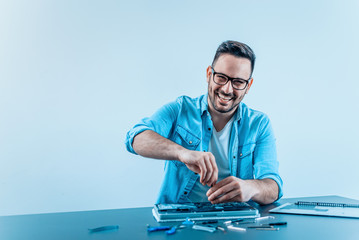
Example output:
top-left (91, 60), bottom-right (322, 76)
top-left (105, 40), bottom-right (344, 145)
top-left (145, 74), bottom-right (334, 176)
top-left (133, 130), bottom-right (218, 186)
top-left (177, 149), bottom-right (218, 187)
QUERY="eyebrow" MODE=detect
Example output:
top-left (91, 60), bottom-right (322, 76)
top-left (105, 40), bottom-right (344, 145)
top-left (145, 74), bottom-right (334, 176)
top-left (215, 71), bottom-right (250, 81)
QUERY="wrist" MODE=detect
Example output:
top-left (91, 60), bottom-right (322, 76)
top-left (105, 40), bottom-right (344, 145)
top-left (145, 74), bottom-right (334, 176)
top-left (246, 180), bottom-right (261, 200)
top-left (175, 146), bottom-right (187, 163)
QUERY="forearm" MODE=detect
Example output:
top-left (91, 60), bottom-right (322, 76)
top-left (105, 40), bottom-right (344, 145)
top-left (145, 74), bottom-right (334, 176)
top-left (132, 130), bottom-right (185, 161)
top-left (248, 178), bottom-right (279, 205)
top-left (133, 130), bottom-right (219, 186)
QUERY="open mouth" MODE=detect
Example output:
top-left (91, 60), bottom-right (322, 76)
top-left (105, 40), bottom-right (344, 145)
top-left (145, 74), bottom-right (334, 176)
top-left (217, 92), bottom-right (233, 103)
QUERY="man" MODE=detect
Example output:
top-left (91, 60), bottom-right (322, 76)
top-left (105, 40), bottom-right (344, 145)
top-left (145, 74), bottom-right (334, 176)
top-left (125, 40), bottom-right (283, 205)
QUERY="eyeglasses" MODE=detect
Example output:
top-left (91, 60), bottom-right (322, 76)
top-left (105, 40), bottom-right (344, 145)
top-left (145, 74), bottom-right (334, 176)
top-left (211, 67), bottom-right (250, 90)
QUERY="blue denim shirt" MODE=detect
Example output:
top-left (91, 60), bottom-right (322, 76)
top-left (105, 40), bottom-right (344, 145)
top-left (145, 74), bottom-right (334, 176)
top-left (125, 94), bottom-right (283, 203)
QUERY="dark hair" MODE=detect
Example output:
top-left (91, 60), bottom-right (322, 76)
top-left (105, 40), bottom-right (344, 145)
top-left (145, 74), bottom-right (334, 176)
top-left (212, 40), bottom-right (256, 76)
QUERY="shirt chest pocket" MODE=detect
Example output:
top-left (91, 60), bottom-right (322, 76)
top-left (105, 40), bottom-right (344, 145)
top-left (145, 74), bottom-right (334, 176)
top-left (237, 143), bottom-right (256, 178)
top-left (239, 143), bottom-right (256, 159)
top-left (173, 125), bottom-right (201, 151)
top-left (171, 125), bottom-right (201, 168)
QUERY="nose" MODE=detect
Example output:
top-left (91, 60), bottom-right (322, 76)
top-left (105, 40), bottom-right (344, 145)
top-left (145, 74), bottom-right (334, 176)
top-left (221, 80), bottom-right (233, 94)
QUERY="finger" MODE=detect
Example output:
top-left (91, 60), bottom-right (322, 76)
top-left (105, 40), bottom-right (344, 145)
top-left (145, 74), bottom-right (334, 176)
top-left (203, 155), bottom-right (213, 186)
top-left (206, 177), bottom-right (232, 197)
top-left (207, 180), bottom-right (235, 201)
top-left (198, 160), bottom-right (207, 185)
top-left (211, 190), bottom-right (240, 204)
top-left (190, 165), bottom-right (201, 174)
top-left (208, 153), bottom-right (218, 186)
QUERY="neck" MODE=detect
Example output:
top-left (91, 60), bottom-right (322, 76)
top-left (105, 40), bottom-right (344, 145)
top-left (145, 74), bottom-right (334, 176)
top-left (208, 107), bottom-right (237, 132)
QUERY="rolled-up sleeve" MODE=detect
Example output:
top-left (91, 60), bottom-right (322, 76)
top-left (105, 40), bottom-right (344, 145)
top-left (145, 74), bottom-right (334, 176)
top-left (125, 99), bottom-right (180, 155)
top-left (253, 115), bottom-right (283, 200)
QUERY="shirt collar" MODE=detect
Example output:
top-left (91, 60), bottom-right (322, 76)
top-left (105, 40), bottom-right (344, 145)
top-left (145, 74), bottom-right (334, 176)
top-left (200, 94), bottom-right (209, 115)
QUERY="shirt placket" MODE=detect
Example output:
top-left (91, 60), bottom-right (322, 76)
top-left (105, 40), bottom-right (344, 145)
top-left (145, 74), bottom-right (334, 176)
top-left (178, 111), bottom-right (213, 202)
top-left (229, 120), bottom-right (239, 176)
top-left (203, 111), bottom-right (213, 152)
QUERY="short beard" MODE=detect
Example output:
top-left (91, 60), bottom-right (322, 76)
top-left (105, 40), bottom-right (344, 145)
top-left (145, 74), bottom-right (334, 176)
top-left (213, 102), bottom-right (236, 113)
top-left (209, 93), bottom-right (239, 114)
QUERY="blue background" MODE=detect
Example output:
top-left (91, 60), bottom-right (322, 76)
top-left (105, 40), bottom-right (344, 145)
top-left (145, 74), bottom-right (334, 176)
top-left (1, 0), bottom-right (358, 216)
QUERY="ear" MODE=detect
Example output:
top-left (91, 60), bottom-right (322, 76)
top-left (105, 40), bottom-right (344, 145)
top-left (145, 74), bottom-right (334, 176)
top-left (206, 66), bottom-right (212, 83)
top-left (245, 78), bottom-right (254, 94)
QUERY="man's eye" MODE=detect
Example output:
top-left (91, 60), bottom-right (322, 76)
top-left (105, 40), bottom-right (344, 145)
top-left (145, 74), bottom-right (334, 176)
top-left (232, 80), bottom-right (247, 89)
top-left (217, 75), bottom-right (227, 81)
top-left (233, 80), bottom-right (246, 84)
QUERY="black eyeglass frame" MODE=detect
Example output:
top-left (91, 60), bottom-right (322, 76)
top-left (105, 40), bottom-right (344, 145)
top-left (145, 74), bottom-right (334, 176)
top-left (211, 66), bottom-right (251, 90)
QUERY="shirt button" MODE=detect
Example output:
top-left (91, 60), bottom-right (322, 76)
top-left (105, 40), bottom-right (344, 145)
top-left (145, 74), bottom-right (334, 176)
top-left (239, 153), bottom-right (243, 157)
top-left (184, 191), bottom-right (188, 195)
top-left (189, 141), bottom-right (192, 144)
top-left (208, 127), bottom-right (211, 131)
top-left (233, 156), bottom-right (236, 159)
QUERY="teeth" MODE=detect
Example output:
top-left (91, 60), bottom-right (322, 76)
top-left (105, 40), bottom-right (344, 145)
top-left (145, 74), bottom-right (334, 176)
top-left (218, 93), bottom-right (232, 101)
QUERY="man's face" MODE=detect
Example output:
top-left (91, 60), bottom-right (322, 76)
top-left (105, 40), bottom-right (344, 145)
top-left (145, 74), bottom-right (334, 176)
top-left (206, 54), bottom-right (253, 115)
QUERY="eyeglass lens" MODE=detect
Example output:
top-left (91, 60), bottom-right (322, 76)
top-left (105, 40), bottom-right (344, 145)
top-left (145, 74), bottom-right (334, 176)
top-left (213, 74), bottom-right (247, 90)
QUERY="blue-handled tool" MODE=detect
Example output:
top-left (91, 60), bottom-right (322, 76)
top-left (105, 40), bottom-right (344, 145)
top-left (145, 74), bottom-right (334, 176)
top-left (147, 226), bottom-right (171, 232)
top-left (166, 226), bottom-right (177, 235)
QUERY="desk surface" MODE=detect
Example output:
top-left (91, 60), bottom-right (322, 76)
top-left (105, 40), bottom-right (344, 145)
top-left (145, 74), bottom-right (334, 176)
top-left (1, 195), bottom-right (358, 240)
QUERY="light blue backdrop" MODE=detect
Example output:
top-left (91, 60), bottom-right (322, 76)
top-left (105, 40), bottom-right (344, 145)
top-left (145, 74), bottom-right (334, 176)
top-left (1, 0), bottom-right (358, 216)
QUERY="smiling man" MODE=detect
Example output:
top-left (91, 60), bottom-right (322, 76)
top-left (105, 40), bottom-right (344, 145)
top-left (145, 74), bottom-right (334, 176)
top-left (125, 40), bottom-right (283, 205)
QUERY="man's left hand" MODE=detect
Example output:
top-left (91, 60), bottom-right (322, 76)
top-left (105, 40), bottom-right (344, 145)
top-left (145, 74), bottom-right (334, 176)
top-left (206, 176), bottom-right (258, 204)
